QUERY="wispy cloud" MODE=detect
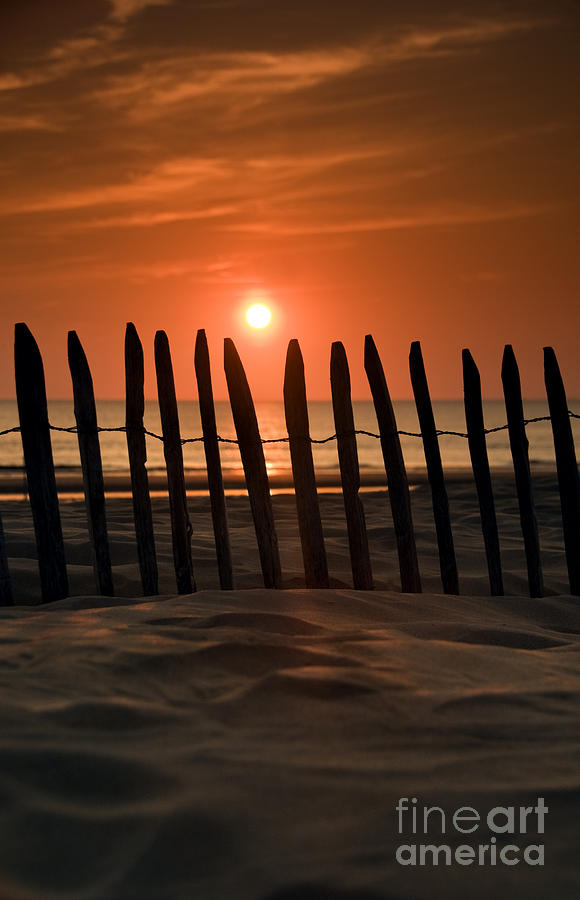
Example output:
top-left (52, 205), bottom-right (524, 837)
top-left (0, 157), bottom-right (228, 216)
top-left (244, 149), bottom-right (390, 175)
top-left (0, 0), bottom-right (165, 95)
top-left (389, 18), bottom-right (554, 58)
top-left (67, 204), bottom-right (237, 230)
top-left (93, 45), bottom-right (373, 116)
top-left (0, 72), bottom-right (54, 92)
top-left (226, 203), bottom-right (558, 236)
top-left (0, 148), bottom-right (401, 220)
top-left (92, 17), bottom-right (555, 120)
top-left (0, 252), bottom-right (255, 287)
top-left (108, 0), bottom-right (172, 22)
top-left (0, 29), bottom-right (125, 94)
top-left (1, 124), bottom-right (561, 232)
top-left (124, 258), bottom-right (258, 284)
top-left (0, 114), bottom-right (60, 132)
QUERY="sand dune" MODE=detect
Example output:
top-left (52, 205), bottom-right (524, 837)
top-left (0, 475), bottom-right (578, 898)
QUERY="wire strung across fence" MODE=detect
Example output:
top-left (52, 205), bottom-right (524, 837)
top-left (3, 324), bottom-right (579, 604)
top-left (0, 410), bottom-right (579, 446)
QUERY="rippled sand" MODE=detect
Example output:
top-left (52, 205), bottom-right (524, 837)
top-left (0, 476), bottom-right (578, 898)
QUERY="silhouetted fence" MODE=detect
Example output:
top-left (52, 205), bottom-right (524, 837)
top-left (1, 322), bottom-right (579, 606)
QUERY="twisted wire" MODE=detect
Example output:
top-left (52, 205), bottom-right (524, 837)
top-left (0, 412), bottom-right (576, 446)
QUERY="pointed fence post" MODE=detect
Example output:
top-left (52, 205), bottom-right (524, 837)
top-left (330, 341), bottom-right (373, 590)
top-left (194, 329), bottom-right (234, 590)
top-left (544, 347), bottom-right (580, 595)
top-left (68, 331), bottom-right (114, 596)
top-left (409, 341), bottom-right (458, 594)
top-left (502, 345), bottom-right (543, 598)
top-left (224, 338), bottom-right (281, 589)
top-left (284, 339), bottom-right (329, 588)
top-left (462, 349), bottom-right (503, 596)
top-left (14, 323), bottom-right (68, 602)
top-left (155, 331), bottom-right (195, 594)
top-left (0, 515), bottom-right (13, 606)
top-left (125, 323), bottom-right (158, 596)
top-left (365, 335), bottom-right (421, 592)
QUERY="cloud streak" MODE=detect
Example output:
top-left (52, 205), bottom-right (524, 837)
top-left (0, 114), bottom-right (61, 132)
top-left (0, 148), bottom-right (404, 219)
top-left (65, 204), bottom-right (237, 230)
top-left (226, 203), bottom-right (558, 236)
top-left (92, 16), bottom-right (555, 119)
top-left (0, 158), bottom-right (228, 216)
top-left (0, 0), bottom-right (167, 96)
top-left (108, 0), bottom-right (172, 21)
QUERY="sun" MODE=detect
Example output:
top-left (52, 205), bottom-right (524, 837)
top-left (246, 303), bottom-right (272, 329)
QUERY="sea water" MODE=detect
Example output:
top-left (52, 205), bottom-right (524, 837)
top-left (1, 399), bottom-right (577, 476)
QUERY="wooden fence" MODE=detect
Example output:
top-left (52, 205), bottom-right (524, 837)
top-left (1, 322), bottom-right (579, 606)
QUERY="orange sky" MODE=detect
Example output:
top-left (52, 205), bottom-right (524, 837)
top-left (1, 0), bottom-right (579, 400)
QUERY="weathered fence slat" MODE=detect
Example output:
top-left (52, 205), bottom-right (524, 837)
top-left (409, 341), bottom-right (458, 594)
top-left (284, 339), bottom-right (329, 588)
top-left (155, 330), bottom-right (195, 594)
top-left (462, 349), bottom-right (504, 596)
top-left (224, 338), bottom-right (281, 588)
top-left (125, 323), bottom-right (158, 596)
top-left (68, 331), bottom-right (114, 596)
top-left (330, 341), bottom-right (373, 590)
top-left (0, 515), bottom-right (13, 606)
top-left (365, 335), bottom-right (421, 592)
top-left (14, 323), bottom-right (68, 602)
top-left (194, 329), bottom-right (234, 590)
top-left (502, 345), bottom-right (543, 598)
top-left (544, 346), bottom-right (580, 595)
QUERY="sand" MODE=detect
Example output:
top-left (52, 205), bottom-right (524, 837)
top-left (0, 474), bottom-right (578, 899)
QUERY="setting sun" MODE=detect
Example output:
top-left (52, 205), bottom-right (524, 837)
top-left (246, 304), bottom-right (272, 329)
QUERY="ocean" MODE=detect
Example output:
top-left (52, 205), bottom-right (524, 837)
top-left (1, 398), bottom-right (577, 478)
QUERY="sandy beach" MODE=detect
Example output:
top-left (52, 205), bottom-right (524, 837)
top-left (0, 474), bottom-right (578, 899)
top-left (2, 0), bottom-right (579, 893)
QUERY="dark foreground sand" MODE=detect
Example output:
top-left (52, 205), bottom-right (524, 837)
top-left (0, 475), bottom-right (578, 899)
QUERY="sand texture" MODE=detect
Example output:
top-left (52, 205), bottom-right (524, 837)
top-left (0, 475), bottom-right (578, 898)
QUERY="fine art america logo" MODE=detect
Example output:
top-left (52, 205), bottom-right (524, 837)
top-left (395, 797), bottom-right (547, 867)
